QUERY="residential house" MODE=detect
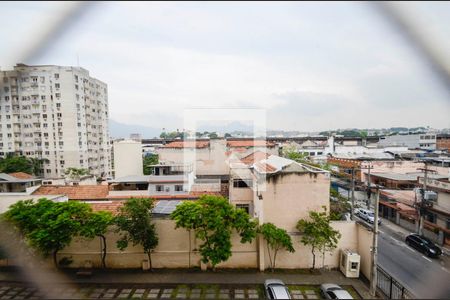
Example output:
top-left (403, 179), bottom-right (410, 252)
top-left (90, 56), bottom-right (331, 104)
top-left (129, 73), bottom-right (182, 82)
top-left (0, 172), bottom-right (42, 193)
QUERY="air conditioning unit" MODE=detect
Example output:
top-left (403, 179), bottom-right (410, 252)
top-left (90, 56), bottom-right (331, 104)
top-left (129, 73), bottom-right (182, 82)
top-left (340, 249), bottom-right (360, 278)
top-left (424, 191), bottom-right (438, 202)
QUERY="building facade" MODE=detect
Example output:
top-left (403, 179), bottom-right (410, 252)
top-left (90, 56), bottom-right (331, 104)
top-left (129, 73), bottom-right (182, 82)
top-left (0, 64), bottom-right (111, 178)
top-left (378, 133), bottom-right (437, 150)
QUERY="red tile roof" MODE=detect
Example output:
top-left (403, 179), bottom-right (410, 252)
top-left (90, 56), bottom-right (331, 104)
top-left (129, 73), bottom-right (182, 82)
top-left (240, 151), bottom-right (270, 165)
top-left (164, 141), bottom-right (210, 148)
top-left (108, 191), bottom-right (223, 200)
top-left (227, 140), bottom-right (275, 147)
top-left (32, 185), bottom-right (109, 200)
top-left (8, 172), bottom-right (34, 179)
top-left (88, 201), bottom-right (125, 215)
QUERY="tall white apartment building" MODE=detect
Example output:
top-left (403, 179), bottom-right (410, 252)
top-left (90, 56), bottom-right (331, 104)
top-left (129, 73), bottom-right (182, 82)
top-left (0, 64), bottom-right (111, 178)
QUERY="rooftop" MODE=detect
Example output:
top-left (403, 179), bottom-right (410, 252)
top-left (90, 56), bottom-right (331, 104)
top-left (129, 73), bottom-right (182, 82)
top-left (227, 140), bottom-right (276, 148)
top-left (163, 141), bottom-right (210, 148)
top-left (32, 185), bottom-right (109, 200)
top-left (0, 173), bottom-right (41, 183)
top-left (370, 172), bottom-right (448, 182)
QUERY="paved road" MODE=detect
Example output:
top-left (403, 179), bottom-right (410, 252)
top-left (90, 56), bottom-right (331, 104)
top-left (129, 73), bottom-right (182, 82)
top-left (359, 216), bottom-right (450, 299)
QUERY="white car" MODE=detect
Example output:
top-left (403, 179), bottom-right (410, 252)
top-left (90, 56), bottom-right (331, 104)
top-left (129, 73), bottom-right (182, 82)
top-left (356, 208), bottom-right (381, 225)
top-left (264, 279), bottom-right (292, 299)
top-left (320, 284), bottom-right (354, 299)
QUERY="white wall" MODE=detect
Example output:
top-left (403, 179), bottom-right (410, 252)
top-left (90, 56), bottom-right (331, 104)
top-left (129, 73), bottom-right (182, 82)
top-left (113, 140), bottom-right (143, 178)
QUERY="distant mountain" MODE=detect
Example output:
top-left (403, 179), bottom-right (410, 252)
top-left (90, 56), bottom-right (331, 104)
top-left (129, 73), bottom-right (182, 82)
top-left (109, 120), bottom-right (161, 139)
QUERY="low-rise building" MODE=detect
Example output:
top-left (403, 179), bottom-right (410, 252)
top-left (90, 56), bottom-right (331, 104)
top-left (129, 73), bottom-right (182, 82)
top-left (0, 172), bottom-right (42, 193)
top-left (378, 132), bottom-right (437, 150)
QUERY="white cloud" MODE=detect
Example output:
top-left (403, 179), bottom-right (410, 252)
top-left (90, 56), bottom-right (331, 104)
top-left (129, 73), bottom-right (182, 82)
top-left (1, 1), bottom-right (449, 131)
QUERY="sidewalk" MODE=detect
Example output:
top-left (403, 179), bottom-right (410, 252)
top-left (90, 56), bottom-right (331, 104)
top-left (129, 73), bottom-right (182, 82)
top-left (0, 268), bottom-right (375, 299)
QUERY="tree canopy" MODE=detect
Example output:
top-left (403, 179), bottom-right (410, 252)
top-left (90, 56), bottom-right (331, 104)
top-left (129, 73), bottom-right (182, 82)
top-left (2, 199), bottom-right (93, 267)
top-left (143, 154), bottom-right (159, 175)
top-left (115, 198), bottom-right (159, 270)
top-left (171, 195), bottom-right (257, 269)
top-left (259, 223), bottom-right (295, 272)
top-left (80, 211), bottom-right (113, 268)
top-left (296, 207), bottom-right (341, 269)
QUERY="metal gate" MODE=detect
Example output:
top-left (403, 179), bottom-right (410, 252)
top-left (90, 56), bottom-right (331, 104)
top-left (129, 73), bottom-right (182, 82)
top-left (376, 266), bottom-right (415, 299)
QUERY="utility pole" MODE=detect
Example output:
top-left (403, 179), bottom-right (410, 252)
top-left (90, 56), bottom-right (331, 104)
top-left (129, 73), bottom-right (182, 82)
top-left (416, 162), bottom-right (435, 236)
top-left (351, 167), bottom-right (355, 221)
top-left (370, 188), bottom-right (380, 297)
top-left (366, 163), bottom-right (372, 209)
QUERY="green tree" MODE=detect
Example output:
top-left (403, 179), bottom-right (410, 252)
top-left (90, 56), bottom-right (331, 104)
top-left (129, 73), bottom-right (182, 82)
top-left (329, 188), bottom-right (351, 221)
top-left (296, 207), bottom-right (341, 269)
top-left (3, 199), bottom-right (92, 268)
top-left (80, 211), bottom-right (113, 268)
top-left (143, 154), bottom-right (159, 175)
top-left (208, 132), bottom-right (218, 139)
top-left (64, 167), bottom-right (89, 182)
top-left (115, 198), bottom-right (159, 270)
top-left (0, 156), bottom-right (33, 174)
top-left (283, 146), bottom-right (332, 170)
top-left (259, 223), bottom-right (295, 272)
top-left (28, 157), bottom-right (47, 176)
top-left (171, 195), bottom-right (257, 269)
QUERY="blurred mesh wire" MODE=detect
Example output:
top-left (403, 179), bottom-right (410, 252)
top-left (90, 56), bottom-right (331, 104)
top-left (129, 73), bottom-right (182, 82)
top-left (0, 0), bottom-right (448, 297)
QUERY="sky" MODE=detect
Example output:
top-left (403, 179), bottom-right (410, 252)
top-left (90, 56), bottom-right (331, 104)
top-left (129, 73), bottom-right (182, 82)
top-left (1, 1), bottom-right (449, 133)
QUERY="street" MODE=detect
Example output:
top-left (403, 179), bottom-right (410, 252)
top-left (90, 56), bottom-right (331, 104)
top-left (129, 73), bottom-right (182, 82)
top-left (353, 214), bottom-right (450, 299)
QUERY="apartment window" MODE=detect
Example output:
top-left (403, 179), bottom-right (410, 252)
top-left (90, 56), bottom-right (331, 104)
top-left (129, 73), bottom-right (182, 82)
top-left (4, 96), bottom-right (9, 101)
top-left (4, 87), bottom-right (9, 93)
top-left (46, 169), bottom-right (51, 174)
top-left (54, 73), bottom-right (59, 79)
top-left (55, 83), bottom-right (60, 89)
top-left (60, 160), bottom-right (65, 165)
top-left (2, 77), bottom-right (8, 83)
top-left (40, 76), bottom-right (45, 83)
top-left (41, 95), bottom-right (46, 100)
top-left (43, 114), bottom-right (47, 118)
top-left (57, 113), bottom-right (62, 118)
top-left (59, 141), bottom-right (64, 146)
top-left (233, 179), bottom-right (252, 188)
top-left (32, 77), bottom-right (38, 83)
top-left (55, 93), bottom-right (61, 98)
top-left (56, 103), bottom-right (61, 108)
top-left (58, 122), bottom-right (63, 127)
top-left (175, 185), bottom-right (183, 192)
top-left (156, 185), bottom-right (164, 192)
top-left (236, 204), bottom-right (250, 214)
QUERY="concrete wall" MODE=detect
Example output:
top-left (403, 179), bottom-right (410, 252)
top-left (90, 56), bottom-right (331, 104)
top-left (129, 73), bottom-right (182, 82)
top-left (57, 219), bottom-right (258, 269)
top-left (55, 219), bottom-right (372, 272)
top-left (158, 140), bottom-right (229, 176)
top-left (258, 172), bottom-right (330, 233)
top-left (113, 140), bottom-right (143, 179)
top-left (356, 224), bottom-right (373, 279)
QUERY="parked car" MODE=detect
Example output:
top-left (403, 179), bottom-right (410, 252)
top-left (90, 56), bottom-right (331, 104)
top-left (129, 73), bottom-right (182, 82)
top-left (264, 279), bottom-right (292, 299)
top-left (356, 208), bottom-right (381, 225)
top-left (320, 283), bottom-right (354, 299)
top-left (405, 233), bottom-right (442, 258)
